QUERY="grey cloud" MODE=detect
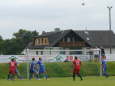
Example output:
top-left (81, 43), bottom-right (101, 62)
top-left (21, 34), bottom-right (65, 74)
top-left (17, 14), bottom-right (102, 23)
top-left (0, 0), bottom-right (115, 39)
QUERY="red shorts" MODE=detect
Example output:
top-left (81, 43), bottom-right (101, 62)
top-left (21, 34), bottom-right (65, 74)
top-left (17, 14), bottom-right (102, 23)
top-left (9, 69), bottom-right (16, 75)
top-left (73, 68), bottom-right (80, 74)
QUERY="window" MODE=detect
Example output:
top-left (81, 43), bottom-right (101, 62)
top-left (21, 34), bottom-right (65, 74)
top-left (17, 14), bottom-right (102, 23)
top-left (39, 38), bottom-right (42, 45)
top-left (70, 51), bottom-right (83, 55)
top-left (36, 51), bottom-right (38, 55)
top-left (62, 38), bottom-right (65, 42)
top-left (44, 38), bottom-right (46, 44)
top-left (67, 37), bottom-right (71, 42)
top-left (44, 38), bottom-right (48, 44)
top-left (84, 31), bottom-right (89, 35)
top-left (35, 38), bottom-right (49, 45)
top-left (41, 51), bottom-right (43, 55)
top-left (72, 37), bottom-right (75, 42)
top-left (60, 51), bottom-right (65, 55)
top-left (86, 37), bottom-right (90, 41)
top-left (44, 38), bottom-right (49, 45)
top-left (35, 39), bottom-right (39, 45)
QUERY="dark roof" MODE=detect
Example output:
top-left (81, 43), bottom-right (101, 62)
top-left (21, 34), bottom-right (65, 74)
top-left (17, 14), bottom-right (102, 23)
top-left (75, 30), bottom-right (115, 48)
top-left (31, 30), bottom-right (73, 48)
top-left (28, 30), bottom-right (115, 49)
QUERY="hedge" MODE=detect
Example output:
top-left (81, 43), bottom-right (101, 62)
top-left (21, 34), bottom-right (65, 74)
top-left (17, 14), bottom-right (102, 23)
top-left (0, 62), bottom-right (115, 79)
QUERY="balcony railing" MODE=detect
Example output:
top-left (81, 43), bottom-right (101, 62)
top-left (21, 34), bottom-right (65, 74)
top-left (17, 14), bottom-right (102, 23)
top-left (59, 42), bottom-right (85, 47)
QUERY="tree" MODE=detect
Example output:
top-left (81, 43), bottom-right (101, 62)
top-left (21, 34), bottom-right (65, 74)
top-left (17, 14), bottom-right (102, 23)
top-left (0, 35), bottom-right (4, 54)
top-left (12, 29), bottom-right (38, 54)
top-left (0, 35), bottom-right (3, 41)
top-left (0, 29), bottom-right (39, 55)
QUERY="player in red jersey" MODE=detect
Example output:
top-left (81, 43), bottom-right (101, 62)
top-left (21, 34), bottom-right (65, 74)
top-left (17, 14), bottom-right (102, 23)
top-left (8, 58), bottom-right (17, 80)
top-left (72, 56), bottom-right (83, 81)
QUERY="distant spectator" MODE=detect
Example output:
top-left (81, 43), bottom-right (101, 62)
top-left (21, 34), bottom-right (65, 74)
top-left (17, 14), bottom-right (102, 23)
top-left (93, 47), bottom-right (100, 62)
top-left (100, 47), bottom-right (105, 56)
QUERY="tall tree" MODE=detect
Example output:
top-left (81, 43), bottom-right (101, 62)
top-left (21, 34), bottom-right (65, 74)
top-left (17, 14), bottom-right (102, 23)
top-left (0, 29), bottom-right (39, 55)
top-left (0, 35), bottom-right (3, 54)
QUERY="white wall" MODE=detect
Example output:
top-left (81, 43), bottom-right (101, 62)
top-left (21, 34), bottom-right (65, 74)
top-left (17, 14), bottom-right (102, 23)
top-left (23, 48), bottom-right (115, 56)
top-left (104, 48), bottom-right (115, 54)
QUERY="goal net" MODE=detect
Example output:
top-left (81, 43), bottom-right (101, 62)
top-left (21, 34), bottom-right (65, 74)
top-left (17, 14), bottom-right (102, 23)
top-left (0, 49), bottom-right (102, 79)
top-left (24, 49), bottom-right (102, 77)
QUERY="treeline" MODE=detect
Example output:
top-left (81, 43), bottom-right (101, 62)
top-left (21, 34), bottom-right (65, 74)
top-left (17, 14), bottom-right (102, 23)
top-left (0, 29), bottom-right (39, 55)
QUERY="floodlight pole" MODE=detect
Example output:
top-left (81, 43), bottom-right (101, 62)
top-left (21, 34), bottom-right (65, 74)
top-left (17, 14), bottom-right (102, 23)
top-left (26, 48), bottom-right (30, 79)
top-left (107, 6), bottom-right (112, 31)
top-left (107, 6), bottom-right (112, 54)
top-left (99, 49), bottom-right (102, 76)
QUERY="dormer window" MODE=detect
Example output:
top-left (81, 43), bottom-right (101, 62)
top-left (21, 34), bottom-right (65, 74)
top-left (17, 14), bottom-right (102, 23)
top-left (86, 37), bottom-right (90, 41)
top-left (35, 37), bottom-right (49, 46)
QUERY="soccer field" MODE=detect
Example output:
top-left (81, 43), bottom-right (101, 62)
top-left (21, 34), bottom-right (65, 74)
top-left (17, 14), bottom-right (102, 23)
top-left (1, 76), bottom-right (115, 86)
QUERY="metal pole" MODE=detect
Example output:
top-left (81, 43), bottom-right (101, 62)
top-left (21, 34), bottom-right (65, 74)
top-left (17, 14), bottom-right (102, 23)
top-left (99, 49), bottom-right (102, 76)
top-left (107, 6), bottom-right (112, 54)
top-left (26, 48), bottom-right (30, 79)
top-left (107, 6), bottom-right (112, 30)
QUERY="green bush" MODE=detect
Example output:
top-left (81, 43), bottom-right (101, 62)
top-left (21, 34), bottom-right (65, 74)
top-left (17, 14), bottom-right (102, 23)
top-left (107, 62), bottom-right (115, 76)
top-left (0, 63), bottom-right (9, 78)
top-left (0, 62), bottom-right (115, 79)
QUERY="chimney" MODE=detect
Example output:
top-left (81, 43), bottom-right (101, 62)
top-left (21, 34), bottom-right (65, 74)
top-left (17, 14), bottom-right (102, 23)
top-left (54, 28), bottom-right (60, 32)
top-left (42, 31), bottom-right (47, 35)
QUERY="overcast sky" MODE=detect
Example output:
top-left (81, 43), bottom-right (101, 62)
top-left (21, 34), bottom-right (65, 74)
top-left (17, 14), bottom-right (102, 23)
top-left (0, 0), bottom-right (115, 39)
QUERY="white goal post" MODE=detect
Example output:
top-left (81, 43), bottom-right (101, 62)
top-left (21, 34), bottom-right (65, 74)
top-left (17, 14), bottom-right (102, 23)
top-left (25, 48), bottom-right (102, 76)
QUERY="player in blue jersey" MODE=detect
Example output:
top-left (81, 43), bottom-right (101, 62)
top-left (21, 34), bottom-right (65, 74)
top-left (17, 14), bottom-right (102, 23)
top-left (37, 58), bottom-right (48, 80)
top-left (102, 57), bottom-right (109, 77)
top-left (29, 58), bottom-right (38, 80)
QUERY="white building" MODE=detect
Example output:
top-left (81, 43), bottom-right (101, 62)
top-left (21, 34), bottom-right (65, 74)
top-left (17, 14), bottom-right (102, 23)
top-left (23, 29), bottom-right (115, 56)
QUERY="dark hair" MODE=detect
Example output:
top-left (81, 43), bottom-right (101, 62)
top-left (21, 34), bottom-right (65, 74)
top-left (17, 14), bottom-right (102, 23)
top-left (75, 56), bottom-right (78, 59)
top-left (39, 58), bottom-right (42, 60)
top-left (11, 58), bottom-right (15, 61)
top-left (32, 58), bottom-right (35, 61)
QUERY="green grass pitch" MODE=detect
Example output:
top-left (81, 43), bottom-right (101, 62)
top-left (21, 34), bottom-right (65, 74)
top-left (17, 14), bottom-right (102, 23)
top-left (1, 76), bottom-right (115, 86)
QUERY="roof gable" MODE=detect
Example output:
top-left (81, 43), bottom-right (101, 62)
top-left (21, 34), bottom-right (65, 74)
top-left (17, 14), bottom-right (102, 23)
top-left (28, 30), bottom-right (115, 49)
top-left (52, 30), bottom-right (90, 47)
